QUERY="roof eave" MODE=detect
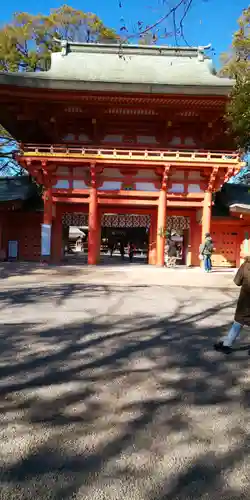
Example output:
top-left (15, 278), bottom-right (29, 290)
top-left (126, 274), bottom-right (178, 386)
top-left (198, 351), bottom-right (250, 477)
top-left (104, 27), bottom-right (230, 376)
top-left (230, 204), bottom-right (250, 214)
top-left (0, 73), bottom-right (234, 96)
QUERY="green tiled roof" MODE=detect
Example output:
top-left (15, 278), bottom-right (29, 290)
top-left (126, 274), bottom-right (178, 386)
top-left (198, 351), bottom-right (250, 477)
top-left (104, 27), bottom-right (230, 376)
top-left (213, 184), bottom-right (250, 217)
top-left (0, 42), bottom-right (234, 95)
top-left (215, 184), bottom-right (250, 207)
top-left (0, 176), bottom-right (38, 202)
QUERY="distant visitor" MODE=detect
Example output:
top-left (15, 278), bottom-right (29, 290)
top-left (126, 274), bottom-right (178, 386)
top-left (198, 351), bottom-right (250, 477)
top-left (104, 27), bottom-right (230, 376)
top-left (165, 237), bottom-right (177, 268)
top-left (128, 242), bottom-right (135, 263)
top-left (199, 233), bottom-right (214, 272)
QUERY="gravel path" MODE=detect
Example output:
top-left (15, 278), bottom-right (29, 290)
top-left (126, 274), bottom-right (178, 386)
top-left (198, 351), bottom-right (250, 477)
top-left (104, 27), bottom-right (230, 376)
top-left (0, 274), bottom-right (249, 499)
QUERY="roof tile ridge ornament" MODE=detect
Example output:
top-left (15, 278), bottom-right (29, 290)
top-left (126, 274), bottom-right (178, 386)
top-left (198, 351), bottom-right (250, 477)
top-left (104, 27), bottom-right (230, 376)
top-left (197, 44), bottom-right (212, 62)
top-left (53, 38), bottom-right (69, 56)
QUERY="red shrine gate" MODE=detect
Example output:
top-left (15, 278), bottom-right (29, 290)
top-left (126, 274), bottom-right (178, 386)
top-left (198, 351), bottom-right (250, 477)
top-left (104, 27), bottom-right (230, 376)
top-left (17, 146), bottom-right (244, 267)
top-left (0, 43), bottom-right (246, 266)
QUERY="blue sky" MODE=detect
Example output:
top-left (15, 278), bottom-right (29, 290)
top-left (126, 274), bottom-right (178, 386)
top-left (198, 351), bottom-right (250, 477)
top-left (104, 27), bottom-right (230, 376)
top-left (0, 0), bottom-right (246, 66)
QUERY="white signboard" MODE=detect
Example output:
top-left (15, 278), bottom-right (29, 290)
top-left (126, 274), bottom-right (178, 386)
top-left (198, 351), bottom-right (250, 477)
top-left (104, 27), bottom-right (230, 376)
top-left (41, 224), bottom-right (51, 256)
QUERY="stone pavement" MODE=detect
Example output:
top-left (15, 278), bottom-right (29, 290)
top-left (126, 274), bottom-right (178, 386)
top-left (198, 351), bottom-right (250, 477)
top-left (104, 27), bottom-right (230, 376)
top-left (0, 265), bottom-right (250, 499)
top-left (0, 261), bottom-right (239, 289)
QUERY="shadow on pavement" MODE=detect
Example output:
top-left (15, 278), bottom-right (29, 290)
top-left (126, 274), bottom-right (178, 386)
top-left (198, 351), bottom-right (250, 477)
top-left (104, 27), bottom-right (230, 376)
top-left (0, 257), bottom-right (146, 282)
top-left (0, 285), bottom-right (248, 500)
top-left (0, 261), bottom-right (121, 281)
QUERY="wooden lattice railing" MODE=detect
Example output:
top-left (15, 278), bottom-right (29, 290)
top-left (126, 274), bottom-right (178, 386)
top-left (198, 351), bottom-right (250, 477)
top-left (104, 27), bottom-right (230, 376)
top-left (21, 144), bottom-right (241, 165)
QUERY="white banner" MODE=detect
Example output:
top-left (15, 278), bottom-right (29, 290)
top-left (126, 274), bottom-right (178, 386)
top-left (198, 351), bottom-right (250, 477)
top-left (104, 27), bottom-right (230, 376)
top-left (41, 224), bottom-right (51, 256)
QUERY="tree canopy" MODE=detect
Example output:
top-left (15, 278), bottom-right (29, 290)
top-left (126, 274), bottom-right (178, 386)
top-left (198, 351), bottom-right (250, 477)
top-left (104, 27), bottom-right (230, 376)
top-left (227, 78), bottom-right (250, 152)
top-left (221, 7), bottom-right (250, 79)
top-left (0, 5), bottom-right (118, 72)
top-left (223, 7), bottom-right (250, 153)
top-left (0, 126), bottom-right (23, 176)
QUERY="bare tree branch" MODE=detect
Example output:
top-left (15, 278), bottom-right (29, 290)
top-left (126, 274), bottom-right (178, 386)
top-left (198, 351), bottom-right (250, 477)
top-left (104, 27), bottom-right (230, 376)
top-left (137, 0), bottom-right (190, 37)
top-left (119, 0), bottom-right (196, 45)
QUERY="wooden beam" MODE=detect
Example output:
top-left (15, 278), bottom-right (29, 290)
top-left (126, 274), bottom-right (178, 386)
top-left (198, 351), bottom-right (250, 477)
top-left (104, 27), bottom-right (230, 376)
top-left (53, 189), bottom-right (89, 197)
top-left (100, 207), bottom-right (157, 216)
top-left (167, 200), bottom-right (203, 207)
top-left (53, 196), bottom-right (90, 204)
top-left (52, 188), bottom-right (205, 199)
top-left (98, 198), bottom-right (158, 206)
top-left (167, 193), bottom-right (204, 200)
top-left (53, 196), bottom-right (203, 208)
top-left (53, 196), bottom-right (157, 206)
top-left (54, 190), bottom-right (158, 198)
top-left (53, 191), bottom-right (205, 204)
top-left (98, 190), bottom-right (159, 198)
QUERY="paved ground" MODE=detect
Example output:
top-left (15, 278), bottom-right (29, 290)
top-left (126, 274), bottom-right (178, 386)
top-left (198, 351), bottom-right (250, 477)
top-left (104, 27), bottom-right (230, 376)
top-left (0, 261), bottom-right (239, 288)
top-left (0, 265), bottom-right (250, 499)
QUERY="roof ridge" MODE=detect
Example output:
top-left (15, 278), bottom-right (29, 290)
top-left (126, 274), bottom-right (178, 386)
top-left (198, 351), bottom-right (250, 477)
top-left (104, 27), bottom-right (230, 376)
top-left (53, 38), bottom-right (212, 60)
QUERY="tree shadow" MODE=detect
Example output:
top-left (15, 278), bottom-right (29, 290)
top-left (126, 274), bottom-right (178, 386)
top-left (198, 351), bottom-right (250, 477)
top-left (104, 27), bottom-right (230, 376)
top-left (0, 286), bottom-right (249, 499)
top-left (0, 260), bottom-right (128, 281)
top-left (0, 281), bottom-right (133, 308)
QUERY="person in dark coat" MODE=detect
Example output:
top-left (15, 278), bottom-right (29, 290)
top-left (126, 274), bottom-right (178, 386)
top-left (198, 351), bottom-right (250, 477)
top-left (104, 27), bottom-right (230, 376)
top-left (199, 233), bottom-right (214, 272)
top-left (109, 241), bottom-right (115, 257)
top-left (120, 241), bottom-right (125, 260)
top-left (128, 242), bottom-right (135, 263)
top-left (214, 255), bottom-right (250, 354)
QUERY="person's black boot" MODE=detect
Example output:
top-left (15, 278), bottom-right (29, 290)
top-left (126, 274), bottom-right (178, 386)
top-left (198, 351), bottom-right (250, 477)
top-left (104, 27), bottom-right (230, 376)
top-left (214, 341), bottom-right (233, 354)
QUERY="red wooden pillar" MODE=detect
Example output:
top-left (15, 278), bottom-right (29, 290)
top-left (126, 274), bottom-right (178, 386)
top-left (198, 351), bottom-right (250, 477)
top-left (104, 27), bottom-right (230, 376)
top-left (189, 215), bottom-right (195, 267)
top-left (188, 213), bottom-right (194, 266)
top-left (43, 187), bottom-right (53, 225)
top-left (41, 186), bottom-right (53, 260)
top-left (157, 189), bottom-right (167, 266)
top-left (88, 163), bottom-right (99, 265)
top-left (156, 165), bottom-right (170, 266)
top-left (202, 190), bottom-right (212, 242)
top-left (148, 211), bottom-right (157, 265)
top-left (95, 210), bottom-right (102, 264)
top-left (52, 212), bottom-right (63, 263)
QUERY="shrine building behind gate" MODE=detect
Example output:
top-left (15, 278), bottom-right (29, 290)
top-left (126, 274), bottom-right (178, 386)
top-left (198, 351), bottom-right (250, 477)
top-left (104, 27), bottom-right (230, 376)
top-left (0, 41), bottom-right (246, 266)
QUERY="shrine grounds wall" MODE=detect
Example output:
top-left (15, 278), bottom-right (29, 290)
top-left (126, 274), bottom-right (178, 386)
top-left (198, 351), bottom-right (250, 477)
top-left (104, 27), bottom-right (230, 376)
top-left (1, 212), bottom-right (42, 262)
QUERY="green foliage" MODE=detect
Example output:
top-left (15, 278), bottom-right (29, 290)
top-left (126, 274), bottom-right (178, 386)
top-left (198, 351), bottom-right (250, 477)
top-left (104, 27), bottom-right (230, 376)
top-left (221, 7), bottom-right (250, 78)
top-left (0, 126), bottom-right (24, 176)
top-left (222, 7), bottom-right (250, 151)
top-left (227, 78), bottom-right (250, 151)
top-left (0, 125), bottom-right (13, 142)
top-left (0, 125), bottom-right (17, 157)
top-left (0, 5), bottom-right (118, 72)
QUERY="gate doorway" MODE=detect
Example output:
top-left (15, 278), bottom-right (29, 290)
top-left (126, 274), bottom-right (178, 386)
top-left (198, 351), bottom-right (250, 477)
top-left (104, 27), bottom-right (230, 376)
top-left (62, 213), bottom-right (89, 262)
top-left (61, 212), bottom-right (152, 264)
top-left (101, 213), bottom-right (151, 264)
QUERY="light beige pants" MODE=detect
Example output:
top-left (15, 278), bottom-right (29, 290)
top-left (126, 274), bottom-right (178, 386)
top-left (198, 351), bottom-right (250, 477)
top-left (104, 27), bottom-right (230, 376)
top-left (165, 256), bottom-right (176, 267)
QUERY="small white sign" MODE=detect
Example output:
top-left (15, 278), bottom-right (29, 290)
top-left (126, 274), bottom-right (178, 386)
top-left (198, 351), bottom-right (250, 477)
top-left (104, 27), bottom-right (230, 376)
top-left (41, 224), bottom-right (51, 256)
